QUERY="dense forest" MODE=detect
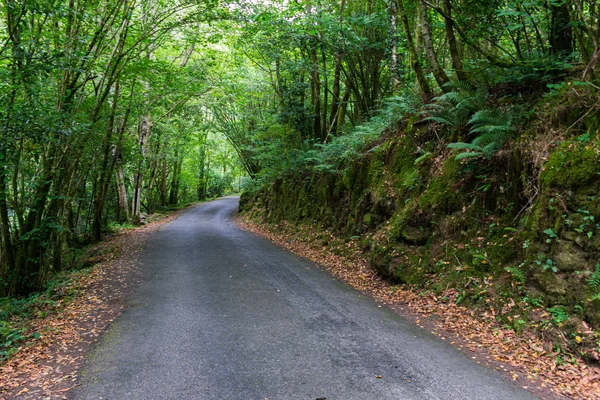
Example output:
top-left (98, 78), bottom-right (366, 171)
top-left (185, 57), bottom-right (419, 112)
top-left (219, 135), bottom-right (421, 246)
top-left (1, 0), bottom-right (600, 361)
top-left (0, 0), bottom-right (249, 296)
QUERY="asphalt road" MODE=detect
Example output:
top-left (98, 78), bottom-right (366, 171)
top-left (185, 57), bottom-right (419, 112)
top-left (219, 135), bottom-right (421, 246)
top-left (74, 197), bottom-right (535, 400)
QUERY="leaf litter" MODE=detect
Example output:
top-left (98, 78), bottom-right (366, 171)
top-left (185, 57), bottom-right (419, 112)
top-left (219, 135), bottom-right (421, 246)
top-left (237, 217), bottom-right (600, 400)
top-left (0, 207), bottom-right (192, 399)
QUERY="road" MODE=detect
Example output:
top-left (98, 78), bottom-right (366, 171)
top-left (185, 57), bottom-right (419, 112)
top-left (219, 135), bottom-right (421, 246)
top-left (74, 197), bottom-right (535, 400)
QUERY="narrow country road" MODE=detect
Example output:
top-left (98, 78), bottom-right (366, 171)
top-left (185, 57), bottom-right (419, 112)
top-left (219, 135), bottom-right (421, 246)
top-left (74, 197), bottom-right (535, 400)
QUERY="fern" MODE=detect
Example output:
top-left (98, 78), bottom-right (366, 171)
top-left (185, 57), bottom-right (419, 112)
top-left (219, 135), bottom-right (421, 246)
top-left (420, 81), bottom-right (488, 132)
top-left (401, 169), bottom-right (418, 188)
top-left (505, 265), bottom-right (526, 284)
top-left (448, 107), bottom-right (515, 160)
top-left (414, 151), bottom-right (432, 165)
top-left (588, 264), bottom-right (600, 290)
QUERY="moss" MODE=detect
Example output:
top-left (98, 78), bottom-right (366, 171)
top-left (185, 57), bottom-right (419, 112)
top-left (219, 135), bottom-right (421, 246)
top-left (418, 157), bottom-right (464, 214)
top-left (246, 92), bottom-right (600, 339)
top-left (388, 139), bottom-right (417, 175)
top-left (485, 236), bottom-right (522, 268)
top-left (238, 190), bottom-right (256, 212)
top-left (541, 136), bottom-right (600, 189)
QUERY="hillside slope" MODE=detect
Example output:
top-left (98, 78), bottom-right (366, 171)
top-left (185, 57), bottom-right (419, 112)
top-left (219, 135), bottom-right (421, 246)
top-left (241, 82), bottom-right (600, 362)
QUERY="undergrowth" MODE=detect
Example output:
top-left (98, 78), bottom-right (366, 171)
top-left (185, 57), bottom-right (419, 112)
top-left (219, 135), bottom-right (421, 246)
top-left (0, 269), bottom-right (90, 362)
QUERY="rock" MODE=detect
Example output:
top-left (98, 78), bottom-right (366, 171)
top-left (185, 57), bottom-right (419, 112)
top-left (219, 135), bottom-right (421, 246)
top-left (534, 271), bottom-right (568, 304)
top-left (400, 226), bottom-right (431, 245)
top-left (562, 231), bottom-right (577, 242)
top-left (591, 234), bottom-right (600, 251)
top-left (554, 241), bottom-right (588, 271)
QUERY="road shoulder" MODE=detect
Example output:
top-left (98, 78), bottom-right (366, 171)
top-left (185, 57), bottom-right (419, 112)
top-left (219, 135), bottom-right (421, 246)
top-left (236, 216), bottom-right (598, 399)
top-left (0, 206), bottom-right (194, 399)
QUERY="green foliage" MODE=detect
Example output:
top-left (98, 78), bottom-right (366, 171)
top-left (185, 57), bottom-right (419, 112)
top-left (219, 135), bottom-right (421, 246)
top-left (448, 108), bottom-right (516, 159)
top-left (543, 228), bottom-right (558, 243)
top-left (533, 252), bottom-right (557, 273)
top-left (541, 134), bottom-right (600, 188)
top-left (547, 306), bottom-right (569, 325)
top-left (421, 82), bottom-right (488, 132)
top-left (420, 81), bottom-right (519, 159)
top-left (505, 264), bottom-right (526, 284)
top-left (245, 93), bottom-right (420, 183)
top-left (588, 264), bottom-right (600, 292)
top-left (0, 320), bottom-right (26, 360)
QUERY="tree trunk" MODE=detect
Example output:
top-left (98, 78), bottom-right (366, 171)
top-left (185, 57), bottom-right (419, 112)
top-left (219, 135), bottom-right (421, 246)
top-left (399, 0), bottom-right (433, 101)
top-left (0, 151), bottom-right (16, 297)
top-left (419, 0), bottom-right (450, 89)
top-left (310, 40), bottom-right (322, 141)
top-left (320, 43), bottom-right (328, 140)
top-left (116, 168), bottom-right (129, 223)
top-left (550, 2), bottom-right (572, 57)
top-left (329, 52), bottom-right (342, 136)
top-left (388, 0), bottom-right (401, 92)
top-left (329, 0), bottom-right (346, 136)
top-left (146, 158), bottom-right (158, 214)
top-left (132, 115), bottom-right (151, 224)
top-left (337, 89), bottom-right (351, 128)
top-left (168, 151), bottom-right (181, 205)
top-left (197, 140), bottom-right (207, 200)
top-left (160, 160), bottom-right (168, 206)
top-left (441, 0), bottom-right (468, 82)
top-left (92, 84), bottom-right (121, 241)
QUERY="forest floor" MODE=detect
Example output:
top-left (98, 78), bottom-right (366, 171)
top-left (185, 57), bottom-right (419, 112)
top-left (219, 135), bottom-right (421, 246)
top-left (0, 205), bottom-right (196, 400)
top-left (236, 218), bottom-right (600, 400)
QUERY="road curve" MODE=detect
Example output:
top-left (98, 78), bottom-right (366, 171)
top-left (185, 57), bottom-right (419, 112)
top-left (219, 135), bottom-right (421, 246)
top-left (74, 197), bottom-right (535, 400)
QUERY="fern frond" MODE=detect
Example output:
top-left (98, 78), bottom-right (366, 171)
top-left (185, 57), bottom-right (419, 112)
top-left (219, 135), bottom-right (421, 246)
top-left (468, 108), bottom-right (507, 126)
top-left (471, 130), bottom-right (511, 147)
top-left (442, 80), bottom-right (474, 93)
top-left (421, 104), bottom-right (445, 112)
top-left (481, 142), bottom-right (503, 158)
top-left (455, 151), bottom-right (484, 160)
top-left (588, 264), bottom-right (600, 290)
top-left (505, 265), bottom-right (526, 283)
top-left (414, 151), bottom-right (433, 165)
top-left (448, 142), bottom-right (485, 160)
top-left (421, 116), bottom-right (456, 127)
top-left (435, 91), bottom-right (461, 105)
top-left (471, 87), bottom-right (488, 108)
top-left (447, 142), bottom-right (482, 151)
top-left (470, 125), bottom-right (515, 135)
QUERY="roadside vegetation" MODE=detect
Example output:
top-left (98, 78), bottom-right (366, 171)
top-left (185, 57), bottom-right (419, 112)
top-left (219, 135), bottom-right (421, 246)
top-left (233, 0), bottom-right (600, 388)
top-left (1, 0), bottom-right (600, 397)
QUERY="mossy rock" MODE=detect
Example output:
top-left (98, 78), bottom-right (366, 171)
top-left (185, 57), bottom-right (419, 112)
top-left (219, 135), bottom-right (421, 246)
top-left (533, 270), bottom-right (568, 304)
top-left (238, 190), bottom-right (257, 212)
top-left (400, 226), bottom-right (431, 246)
top-left (370, 244), bottom-right (394, 279)
top-left (387, 139), bottom-right (417, 175)
top-left (541, 136), bottom-right (600, 189)
top-left (554, 241), bottom-right (588, 272)
top-left (370, 243), bottom-right (427, 284)
top-left (418, 157), bottom-right (464, 214)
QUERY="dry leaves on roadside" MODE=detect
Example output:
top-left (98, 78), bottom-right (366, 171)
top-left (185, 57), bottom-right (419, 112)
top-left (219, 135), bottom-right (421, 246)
top-left (237, 217), bottom-right (600, 400)
top-left (0, 208), bottom-right (190, 400)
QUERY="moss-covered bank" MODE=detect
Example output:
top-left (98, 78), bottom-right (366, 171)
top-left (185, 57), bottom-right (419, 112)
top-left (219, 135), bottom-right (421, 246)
top-left (240, 85), bottom-right (600, 361)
